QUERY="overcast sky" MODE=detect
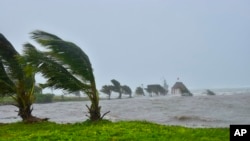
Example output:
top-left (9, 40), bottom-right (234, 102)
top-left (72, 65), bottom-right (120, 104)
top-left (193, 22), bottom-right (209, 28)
top-left (1, 0), bottom-right (250, 91)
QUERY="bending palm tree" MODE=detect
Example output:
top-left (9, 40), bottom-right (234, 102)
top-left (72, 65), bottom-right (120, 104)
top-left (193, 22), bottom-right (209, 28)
top-left (24, 30), bottom-right (108, 121)
top-left (0, 33), bottom-right (44, 122)
top-left (100, 85), bottom-right (112, 100)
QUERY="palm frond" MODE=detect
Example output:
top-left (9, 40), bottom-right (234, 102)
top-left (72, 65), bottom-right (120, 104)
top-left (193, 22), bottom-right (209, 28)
top-left (30, 30), bottom-right (93, 81)
top-left (0, 33), bottom-right (24, 81)
top-left (23, 43), bottom-right (91, 93)
top-left (0, 60), bottom-right (15, 91)
top-left (100, 85), bottom-right (112, 95)
top-left (31, 30), bottom-right (62, 40)
top-left (27, 30), bottom-right (103, 120)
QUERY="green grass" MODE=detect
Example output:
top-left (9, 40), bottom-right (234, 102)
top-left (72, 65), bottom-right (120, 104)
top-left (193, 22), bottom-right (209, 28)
top-left (0, 120), bottom-right (229, 141)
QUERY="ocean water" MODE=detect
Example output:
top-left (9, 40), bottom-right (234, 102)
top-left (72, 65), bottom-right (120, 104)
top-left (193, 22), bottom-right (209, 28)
top-left (190, 87), bottom-right (250, 96)
top-left (1, 87), bottom-right (250, 127)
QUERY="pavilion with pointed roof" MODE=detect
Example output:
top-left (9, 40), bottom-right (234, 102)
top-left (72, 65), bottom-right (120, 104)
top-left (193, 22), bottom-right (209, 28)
top-left (171, 81), bottom-right (192, 96)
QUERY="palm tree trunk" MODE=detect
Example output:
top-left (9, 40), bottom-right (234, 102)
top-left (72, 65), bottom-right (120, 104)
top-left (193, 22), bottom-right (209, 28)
top-left (18, 103), bottom-right (33, 121)
top-left (16, 93), bottom-right (35, 122)
top-left (108, 94), bottom-right (111, 100)
top-left (15, 91), bottom-right (47, 122)
top-left (86, 81), bottom-right (101, 121)
top-left (118, 92), bottom-right (122, 99)
top-left (16, 100), bottom-right (48, 122)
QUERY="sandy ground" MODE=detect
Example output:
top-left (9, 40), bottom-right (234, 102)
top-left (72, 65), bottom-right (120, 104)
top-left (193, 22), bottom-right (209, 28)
top-left (0, 93), bottom-right (250, 128)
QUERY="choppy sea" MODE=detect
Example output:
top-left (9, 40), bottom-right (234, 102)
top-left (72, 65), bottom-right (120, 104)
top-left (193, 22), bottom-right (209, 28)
top-left (1, 87), bottom-right (250, 127)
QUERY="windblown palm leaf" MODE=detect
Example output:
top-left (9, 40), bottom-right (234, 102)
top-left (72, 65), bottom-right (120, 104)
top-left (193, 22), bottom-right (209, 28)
top-left (0, 33), bottom-right (38, 122)
top-left (110, 79), bottom-right (122, 98)
top-left (0, 60), bottom-right (15, 96)
top-left (100, 85), bottom-right (112, 95)
top-left (0, 33), bottom-right (24, 82)
top-left (121, 85), bottom-right (132, 95)
top-left (23, 43), bottom-right (90, 93)
top-left (100, 85), bottom-right (112, 100)
top-left (0, 33), bottom-right (20, 96)
top-left (31, 30), bottom-right (93, 82)
top-left (110, 79), bottom-right (121, 93)
top-left (24, 30), bottom-right (106, 121)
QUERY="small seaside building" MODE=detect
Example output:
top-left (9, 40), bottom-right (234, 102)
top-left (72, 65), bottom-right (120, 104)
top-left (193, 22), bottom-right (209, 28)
top-left (171, 81), bottom-right (192, 96)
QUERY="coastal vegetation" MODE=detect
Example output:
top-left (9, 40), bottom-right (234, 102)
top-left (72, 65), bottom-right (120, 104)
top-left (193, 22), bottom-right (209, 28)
top-left (0, 30), bottom-right (107, 122)
top-left (145, 84), bottom-right (168, 96)
top-left (34, 93), bottom-right (54, 103)
top-left (0, 33), bottom-right (42, 122)
top-left (23, 30), bottom-right (108, 121)
top-left (135, 86), bottom-right (145, 96)
top-left (100, 85), bottom-right (113, 100)
top-left (0, 31), bottom-right (229, 140)
top-left (101, 79), bottom-right (133, 99)
top-left (0, 121), bottom-right (228, 141)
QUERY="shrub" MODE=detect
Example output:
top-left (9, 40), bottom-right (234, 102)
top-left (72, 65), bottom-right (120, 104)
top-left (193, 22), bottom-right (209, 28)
top-left (35, 93), bottom-right (54, 103)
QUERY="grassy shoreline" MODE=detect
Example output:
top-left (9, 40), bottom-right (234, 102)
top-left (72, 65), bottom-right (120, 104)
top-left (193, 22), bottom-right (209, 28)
top-left (1, 96), bottom-right (229, 140)
top-left (0, 120), bottom-right (229, 141)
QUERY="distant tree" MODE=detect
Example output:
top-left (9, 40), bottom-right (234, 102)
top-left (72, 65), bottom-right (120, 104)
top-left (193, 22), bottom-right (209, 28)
top-left (100, 85), bottom-right (112, 100)
top-left (73, 91), bottom-right (81, 97)
top-left (121, 85), bottom-right (132, 98)
top-left (110, 79), bottom-right (122, 99)
top-left (34, 85), bottom-right (43, 94)
top-left (62, 90), bottom-right (81, 97)
top-left (146, 84), bottom-right (167, 96)
top-left (135, 87), bottom-right (145, 96)
top-left (35, 93), bottom-right (54, 103)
